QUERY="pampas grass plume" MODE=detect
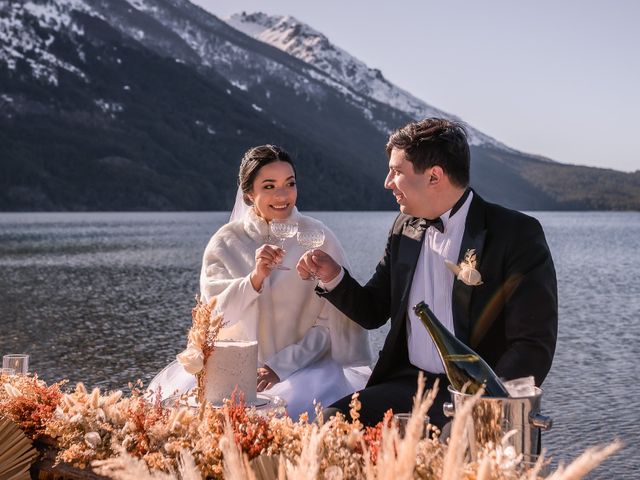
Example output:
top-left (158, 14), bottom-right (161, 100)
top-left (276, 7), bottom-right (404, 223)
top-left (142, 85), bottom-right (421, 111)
top-left (547, 441), bottom-right (622, 480)
top-left (441, 387), bottom-right (483, 480)
top-left (285, 421), bottom-right (330, 480)
top-left (92, 447), bottom-right (175, 480)
top-left (177, 449), bottom-right (202, 480)
top-left (220, 414), bottom-right (257, 480)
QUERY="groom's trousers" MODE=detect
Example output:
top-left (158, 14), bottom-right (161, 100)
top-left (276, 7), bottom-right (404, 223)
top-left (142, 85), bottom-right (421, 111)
top-left (325, 366), bottom-right (450, 428)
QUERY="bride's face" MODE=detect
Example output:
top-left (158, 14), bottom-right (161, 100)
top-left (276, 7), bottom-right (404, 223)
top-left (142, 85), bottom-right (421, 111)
top-left (248, 161), bottom-right (297, 221)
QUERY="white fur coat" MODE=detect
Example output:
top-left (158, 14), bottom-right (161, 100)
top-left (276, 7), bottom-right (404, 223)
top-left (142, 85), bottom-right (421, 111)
top-left (200, 208), bottom-right (372, 380)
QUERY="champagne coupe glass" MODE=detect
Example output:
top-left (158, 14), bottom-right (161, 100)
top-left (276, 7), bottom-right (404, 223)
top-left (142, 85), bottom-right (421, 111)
top-left (296, 229), bottom-right (325, 279)
top-left (269, 220), bottom-right (298, 270)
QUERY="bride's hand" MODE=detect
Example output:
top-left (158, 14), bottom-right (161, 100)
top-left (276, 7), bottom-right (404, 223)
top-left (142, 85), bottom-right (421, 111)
top-left (297, 249), bottom-right (341, 282)
top-left (250, 244), bottom-right (284, 291)
top-left (257, 365), bottom-right (280, 392)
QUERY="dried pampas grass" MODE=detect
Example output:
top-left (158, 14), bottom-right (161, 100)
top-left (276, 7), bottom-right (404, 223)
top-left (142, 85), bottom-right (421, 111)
top-left (546, 441), bottom-right (623, 480)
top-left (373, 373), bottom-right (439, 480)
top-left (442, 388), bottom-right (483, 480)
top-left (92, 447), bottom-right (199, 480)
top-left (219, 414), bottom-right (257, 480)
top-left (1, 369), bottom-right (624, 480)
top-left (285, 421), bottom-right (331, 480)
top-left (92, 446), bottom-right (175, 480)
top-left (176, 449), bottom-right (202, 480)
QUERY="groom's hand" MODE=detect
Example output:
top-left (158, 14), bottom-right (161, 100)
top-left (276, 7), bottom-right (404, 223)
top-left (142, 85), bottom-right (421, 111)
top-left (297, 249), bottom-right (341, 283)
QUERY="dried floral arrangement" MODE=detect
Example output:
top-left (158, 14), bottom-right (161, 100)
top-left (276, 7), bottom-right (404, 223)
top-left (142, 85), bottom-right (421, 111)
top-left (0, 299), bottom-right (622, 479)
top-left (176, 296), bottom-right (226, 402)
top-left (0, 369), bottom-right (622, 480)
top-left (0, 373), bottom-right (65, 438)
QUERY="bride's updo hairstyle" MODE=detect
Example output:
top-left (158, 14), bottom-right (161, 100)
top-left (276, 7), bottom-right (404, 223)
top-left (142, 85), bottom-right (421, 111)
top-left (238, 144), bottom-right (296, 205)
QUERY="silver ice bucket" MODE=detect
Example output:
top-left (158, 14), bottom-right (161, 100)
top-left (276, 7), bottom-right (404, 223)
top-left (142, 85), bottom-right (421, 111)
top-left (443, 385), bottom-right (552, 459)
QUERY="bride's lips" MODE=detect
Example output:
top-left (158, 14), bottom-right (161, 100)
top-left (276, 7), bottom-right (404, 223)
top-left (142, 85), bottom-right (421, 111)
top-left (270, 203), bottom-right (290, 211)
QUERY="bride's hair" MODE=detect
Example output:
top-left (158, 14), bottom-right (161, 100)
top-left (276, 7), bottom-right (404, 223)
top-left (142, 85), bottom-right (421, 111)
top-left (238, 145), bottom-right (296, 205)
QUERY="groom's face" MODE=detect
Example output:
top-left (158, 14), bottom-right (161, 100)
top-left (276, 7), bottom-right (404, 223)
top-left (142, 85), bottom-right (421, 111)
top-left (384, 148), bottom-right (432, 217)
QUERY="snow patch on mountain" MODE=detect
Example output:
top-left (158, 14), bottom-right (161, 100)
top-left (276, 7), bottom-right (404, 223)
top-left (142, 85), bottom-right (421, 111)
top-left (110, 1), bottom-right (369, 114)
top-left (126, 0), bottom-right (152, 12)
top-left (94, 98), bottom-right (124, 118)
top-left (0, 0), bottom-right (92, 85)
top-left (226, 12), bottom-right (512, 150)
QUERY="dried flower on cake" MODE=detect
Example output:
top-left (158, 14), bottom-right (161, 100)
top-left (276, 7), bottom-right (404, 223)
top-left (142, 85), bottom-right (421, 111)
top-left (176, 296), bottom-right (226, 401)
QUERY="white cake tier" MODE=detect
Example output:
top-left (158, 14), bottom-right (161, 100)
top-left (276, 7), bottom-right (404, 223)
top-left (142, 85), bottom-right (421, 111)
top-left (203, 340), bottom-right (258, 405)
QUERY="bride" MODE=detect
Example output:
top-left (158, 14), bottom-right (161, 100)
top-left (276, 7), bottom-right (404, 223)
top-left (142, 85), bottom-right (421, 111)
top-left (149, 144), bottom-right (372, 419)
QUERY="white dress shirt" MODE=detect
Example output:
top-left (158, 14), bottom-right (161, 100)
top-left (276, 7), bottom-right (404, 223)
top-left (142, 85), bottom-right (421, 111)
top-left (407, 191), bottom-right (473, 373)
top-left (320, 191), bottom-right (473, 373)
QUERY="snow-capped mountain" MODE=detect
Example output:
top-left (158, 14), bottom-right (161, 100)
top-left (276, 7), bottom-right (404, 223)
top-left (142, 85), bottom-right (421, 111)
top-left (1, 0), bottom-right (637, 211)
top-left (0, 0), bottom-right (408, 210)
top-left (225, 12), bottom-right (510, 150)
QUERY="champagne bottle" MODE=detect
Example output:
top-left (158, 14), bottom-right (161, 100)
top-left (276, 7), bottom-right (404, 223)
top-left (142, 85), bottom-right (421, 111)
top-left (413, 301), bottom-right (510, 397)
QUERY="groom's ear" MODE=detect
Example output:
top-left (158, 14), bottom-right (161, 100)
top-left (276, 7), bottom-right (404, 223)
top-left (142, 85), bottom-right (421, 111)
top-left (427, 166), bottom-right (444, 184)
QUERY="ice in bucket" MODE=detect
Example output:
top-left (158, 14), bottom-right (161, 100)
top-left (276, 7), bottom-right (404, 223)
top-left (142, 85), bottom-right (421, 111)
top-left (504, 376), bottom-right (536, 397)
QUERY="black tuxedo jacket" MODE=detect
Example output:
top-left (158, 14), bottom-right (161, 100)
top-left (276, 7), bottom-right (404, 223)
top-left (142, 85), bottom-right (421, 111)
top-left (320, 193), bottom-right (558, 388)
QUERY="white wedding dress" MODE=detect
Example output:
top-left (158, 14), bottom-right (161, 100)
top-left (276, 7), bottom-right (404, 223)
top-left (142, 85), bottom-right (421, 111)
top-left (149, 203), bottom-right (372, 419)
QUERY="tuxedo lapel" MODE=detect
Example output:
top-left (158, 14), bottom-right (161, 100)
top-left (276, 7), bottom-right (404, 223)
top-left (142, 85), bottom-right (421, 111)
top-left (367, 217), bottom-right (425, 382)
top-left (452, 195), bottom-right (486, 344)
top-left (397, 217), bottom-right (426, 312)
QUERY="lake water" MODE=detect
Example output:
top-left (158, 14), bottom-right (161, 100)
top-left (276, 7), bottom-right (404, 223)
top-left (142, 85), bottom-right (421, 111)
top-left (1, 211), bottom-right (638, 478)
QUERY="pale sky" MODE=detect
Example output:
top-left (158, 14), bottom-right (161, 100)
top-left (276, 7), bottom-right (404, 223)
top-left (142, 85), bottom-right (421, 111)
top-left (192, 0), bottom-right (639, 172)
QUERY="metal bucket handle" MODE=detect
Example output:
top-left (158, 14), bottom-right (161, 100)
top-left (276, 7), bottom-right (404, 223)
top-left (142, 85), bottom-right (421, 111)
top-left (529, 412), bottom-right (553, 431)
top-left (443, 402), bottom-right (553, 431)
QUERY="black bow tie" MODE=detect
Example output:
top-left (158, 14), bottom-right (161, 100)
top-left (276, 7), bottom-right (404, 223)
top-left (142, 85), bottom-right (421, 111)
top-left (425, 217), bottom-right (444, 233)
top-left (414, 217), bottom-right (444, 233)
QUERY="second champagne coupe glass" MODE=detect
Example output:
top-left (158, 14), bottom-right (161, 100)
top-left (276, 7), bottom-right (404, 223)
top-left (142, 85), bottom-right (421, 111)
top-left (269, 220), bottom-right (298, 270)
top-left (296, 229), bottom-right (325, 279)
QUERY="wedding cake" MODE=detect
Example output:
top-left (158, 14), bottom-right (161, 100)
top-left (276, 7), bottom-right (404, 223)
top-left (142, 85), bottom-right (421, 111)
top-left (203, 340), bottom-right (258, 405)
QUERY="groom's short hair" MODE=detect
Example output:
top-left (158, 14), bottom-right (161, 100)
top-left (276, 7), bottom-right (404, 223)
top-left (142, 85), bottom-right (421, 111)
top-left (386, 118), bottom-right (470, 187)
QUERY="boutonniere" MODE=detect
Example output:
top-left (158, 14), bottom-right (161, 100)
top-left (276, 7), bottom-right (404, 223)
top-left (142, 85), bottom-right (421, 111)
top-left (445, 249), bottom-right (483, 286)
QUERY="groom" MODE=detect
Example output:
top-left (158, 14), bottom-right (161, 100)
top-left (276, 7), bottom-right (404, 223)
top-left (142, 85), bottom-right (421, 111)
top-left (297, 118), bottom-right (558, 428)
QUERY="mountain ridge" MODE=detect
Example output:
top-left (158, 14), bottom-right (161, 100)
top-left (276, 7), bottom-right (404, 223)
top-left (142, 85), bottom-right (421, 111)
top-left (225, 11), bottom-right (515, 151)
top-left (1, 0), bottom-right (638, 211)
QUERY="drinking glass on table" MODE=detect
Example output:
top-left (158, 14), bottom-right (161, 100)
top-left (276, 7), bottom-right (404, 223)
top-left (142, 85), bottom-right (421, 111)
top-left (393, 412), bottom-right (431, 439)
top-left (3, 354), bottom-right (29, 375)
top-left (296, 229), bottom-right (325, 280)
top-left (269, 220), bottom-right (298, 270)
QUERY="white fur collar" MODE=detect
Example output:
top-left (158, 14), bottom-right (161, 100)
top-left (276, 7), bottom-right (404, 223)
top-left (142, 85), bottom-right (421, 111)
top-left (243, 207), bottom-right (301, 242)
